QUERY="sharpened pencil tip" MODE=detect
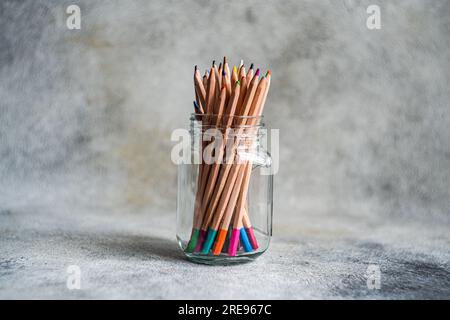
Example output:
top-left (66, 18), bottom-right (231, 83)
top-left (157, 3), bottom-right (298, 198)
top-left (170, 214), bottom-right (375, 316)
top-left (255, 68), bottom-right (260, 76)
top-left (194, 65), bottom-right (197, 71)
top-left (222, 69), bottom-right (226, 77)
top-left (193, 101), bottom-right (200, 111)
top-left (236, 80), bottom-right (240, 86)
top-left (218, 62), bottom-right (222, 69)
top-left (250, 63), bottom-right (254, 70)
top-left (212, 60), bottom-right (216, 66)
top-left (223, 56), bottom-right (227, 64)
top-left (233, 66), bottom-right (237, 74)
top-left (266, 70), bottom-right (271, 76)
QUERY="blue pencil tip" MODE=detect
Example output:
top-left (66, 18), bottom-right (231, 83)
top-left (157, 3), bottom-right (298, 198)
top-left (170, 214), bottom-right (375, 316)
top-left (193, 101), bottom-right (200, 112)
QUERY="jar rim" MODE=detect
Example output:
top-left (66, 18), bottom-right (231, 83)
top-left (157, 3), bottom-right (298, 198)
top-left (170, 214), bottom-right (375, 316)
top-left (190, 113), bottom-right (264, 120)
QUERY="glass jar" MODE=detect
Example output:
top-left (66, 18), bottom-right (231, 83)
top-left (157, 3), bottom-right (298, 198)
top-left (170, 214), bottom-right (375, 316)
top-left (176, 114), bottom-right (273, 265)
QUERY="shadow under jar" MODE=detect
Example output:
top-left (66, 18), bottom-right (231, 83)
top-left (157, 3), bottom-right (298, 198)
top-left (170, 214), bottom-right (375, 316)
top-left (176, 114), bottom-right (273, 265)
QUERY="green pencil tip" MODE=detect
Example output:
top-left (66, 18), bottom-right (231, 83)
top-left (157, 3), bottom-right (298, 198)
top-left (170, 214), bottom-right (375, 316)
top-left (185, 229), bottom-right (200, 253)
top-left (236, 80), bottom-right (240, 86)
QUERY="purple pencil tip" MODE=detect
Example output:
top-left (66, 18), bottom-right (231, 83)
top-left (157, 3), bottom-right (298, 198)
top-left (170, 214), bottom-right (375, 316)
top-left (222, 70), bottom-right (226, 76)
top-left (255, 68), bottom-right (260, 76)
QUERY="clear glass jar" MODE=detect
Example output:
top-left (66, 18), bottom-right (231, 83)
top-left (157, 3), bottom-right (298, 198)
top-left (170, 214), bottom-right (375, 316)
top-left (176, 114), bottom-right (273, 265)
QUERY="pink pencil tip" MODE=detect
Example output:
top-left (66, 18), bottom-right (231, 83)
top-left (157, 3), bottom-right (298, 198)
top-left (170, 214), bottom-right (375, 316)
top-left (228, 229), bottom-right (240, 256)
top-left (255, 69), bottom-right (260, 76)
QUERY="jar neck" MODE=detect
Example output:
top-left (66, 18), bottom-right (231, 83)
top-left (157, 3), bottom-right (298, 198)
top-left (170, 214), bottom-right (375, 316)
top-left (190, 114), bottom-right (266, 158)
top-left (190, 113), bottom-right (264, 131)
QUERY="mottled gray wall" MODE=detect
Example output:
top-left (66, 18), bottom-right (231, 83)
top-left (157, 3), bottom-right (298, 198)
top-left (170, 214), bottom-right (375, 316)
top-left (1, 0), bottom-right (449, 229)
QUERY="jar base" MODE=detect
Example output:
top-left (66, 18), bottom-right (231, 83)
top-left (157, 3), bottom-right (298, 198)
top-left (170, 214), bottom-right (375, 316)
top-left (184, 252), bottom-right (264, 265)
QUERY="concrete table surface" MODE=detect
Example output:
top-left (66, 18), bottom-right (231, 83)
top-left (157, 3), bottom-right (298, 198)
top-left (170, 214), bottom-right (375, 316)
top-left (1, 204), bottom-right (449, 299)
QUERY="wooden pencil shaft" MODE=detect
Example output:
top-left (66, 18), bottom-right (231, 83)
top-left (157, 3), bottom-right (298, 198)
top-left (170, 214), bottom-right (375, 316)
top-left (192, 69), bottom-right (220, 229)
top-left (194, 73), bottom-right (206, 111)
top-left (217, 63), bottom-right (223, 88)
top-left (214, 76), bottom-right (266, 231)
top-left (206, 67), bottom-right (216, 114)
top-left (200, 117), bottom-right (257, 230)
top-left (195, 80), bottom-right (242, 231)
top-left (231, 79), bottom-right (269, 228)
top-left (237, 76), bottom-right (247, 115)
top-left (199, 84), bottom-right (241, 214)
top-left (232, 162), bottom-right (252, 228)
top-left (213, 64), bottom-right (221, 99)
top-left (217, 163), bottom-right (248, 230)
top-left (199, 76), bottom-right (260, 230)
top-left (209, 162), bottom-right (245, 230)
top-left (242, 205), bottom-right (251, 228)
top-left (239, 66), bottom-right (246, 78)
top-left (203, 75), bottom-right (208, 90)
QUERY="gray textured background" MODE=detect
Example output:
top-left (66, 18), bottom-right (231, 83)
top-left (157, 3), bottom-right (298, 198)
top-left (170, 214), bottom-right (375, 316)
top-left (1, 0), bottom-right (449, 299)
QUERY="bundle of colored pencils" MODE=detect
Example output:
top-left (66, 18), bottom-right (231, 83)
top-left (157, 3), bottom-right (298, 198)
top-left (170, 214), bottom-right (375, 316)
top-left (186, 57), bottom-right (271, 257)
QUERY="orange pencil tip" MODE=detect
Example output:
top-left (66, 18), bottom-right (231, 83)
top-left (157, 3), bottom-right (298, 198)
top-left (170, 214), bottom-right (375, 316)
top-left (212, 229), bottom-right (227, 255)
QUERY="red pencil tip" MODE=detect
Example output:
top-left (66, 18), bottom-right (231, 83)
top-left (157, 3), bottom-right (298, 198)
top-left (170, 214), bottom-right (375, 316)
top-left (255, 69), bottom-right (260, 76)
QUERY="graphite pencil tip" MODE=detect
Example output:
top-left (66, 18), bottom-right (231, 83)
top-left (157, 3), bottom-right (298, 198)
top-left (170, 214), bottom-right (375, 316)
top-left (212, 60), bottom-right (216, 66)
top-left (250, 63), bottom-right (254, 70)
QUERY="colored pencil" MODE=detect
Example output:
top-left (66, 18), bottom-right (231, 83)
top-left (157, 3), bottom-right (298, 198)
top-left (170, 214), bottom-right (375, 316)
top-left (187, 58), bottom-right (271, 257)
